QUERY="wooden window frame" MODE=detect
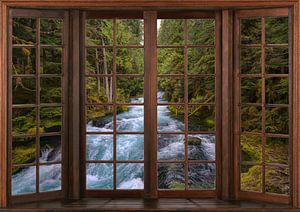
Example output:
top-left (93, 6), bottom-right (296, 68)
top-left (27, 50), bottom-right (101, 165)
top-left (0, 0), bottom-right (299, 209)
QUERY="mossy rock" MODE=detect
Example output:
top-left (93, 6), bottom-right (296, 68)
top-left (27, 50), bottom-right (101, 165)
top-left (188, 137), bottom-right (202, 146)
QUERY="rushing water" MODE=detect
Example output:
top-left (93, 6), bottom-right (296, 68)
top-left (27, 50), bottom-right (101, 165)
top-left (12, 91), bottom-right (215, 194)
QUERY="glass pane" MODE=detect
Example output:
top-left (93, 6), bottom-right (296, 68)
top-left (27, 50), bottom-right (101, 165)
top-left (157, 134), bottom-right (184, 161)
top-left (86, 77), bottom-right (113, 104)
top-left (12, 137), bottom-right (36, 165)
top-left (240, 134), bottom-right (262, 162)
top-left (12, 108), bottom-right (36, 135)
top-left (116, 163), bottom-right (144, 189)
top-left (188, 134), bottom-right (215, 160)
top-left (40, 107), bottom-right (62, 133)
top-left (13, 18), bottom-right (36, 44)
top-left (117, 135), bottom-right (144, 161)
top-left (266, 17), bottom-right (288, 44)
top-left (39, 164), bottom-right (61, 192)
top-left (117, 48), bottom-right (144, 74)
top-left (241, 18), bottom-right (261, 44)
top-left (12, 166), bottom-right (36, 195)
top-left (265, 48), bottom-right (289, 74)
top-left (157, 105), bottom-right (184, 133)
top-left (158, 77), bottom-right (184, 103)
top-left (188, 48), bottom-right (215, 75)
top-left (40, 77), bottom-right (62, 103)
top-left (40, 136), bottom-right (61, 163)
top-left (157, 19), bottom-right (184, 45)
top-left (266, 78), bottom-right (288, 104)
top-left (86, 48), bottom-right (113, 75)
top-left (158, 163), bottom-right (185, 190)
top-left (116, 77), bottom-right (144, 103)
top-left (86, 105), bottom-right (113, 132)
top-left (40, 48), bottom-right (62, 74)
top-left (188, 76), bottom-right (215, 104)
top-left (188, 163), bottom-right (216, 189)
top-left (240, 48), bottom-right (261, 74)
top-left (158, 48), bottom-right (184, 74)
top-left (40, 19), bottom-right (63, 45)
top-left (116, 106), bottom-right (144, 132)
top-left (265, 166), bottom-right (289, 195)
top-left (86, 19), bottom-right (113, 46)
top-left (188, 105), bottom-right (215, 132)
top-left (86, 163), bottom-right (113, 189)
top-left (117, 19), bottom-right (144, 45)
top-left (241, 78), bottom-right (262, 103)
top-left (13, 48), bottom-right (36, 75)
top-left (188, 19), bottom-right (215, 45)
top-left (12, 77), bottom-right (36, 104)
top-left (87, 134), bottom-right (113, 161)
top-left (241, 106), bottom-right (262, 132)
top-left (240, 164), bottom-right (262, 192)
top-left (266, 137), bottom-right (289, 165)
top-left (266, 107), bottom-right (289, 134)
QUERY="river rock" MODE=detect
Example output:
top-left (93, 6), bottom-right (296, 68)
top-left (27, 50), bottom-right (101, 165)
top-left (188, 137), bottom-right (202, 146)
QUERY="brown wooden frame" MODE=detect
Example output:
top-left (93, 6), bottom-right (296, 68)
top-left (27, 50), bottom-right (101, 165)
top-left (0, 0), bottom-right (299, 209)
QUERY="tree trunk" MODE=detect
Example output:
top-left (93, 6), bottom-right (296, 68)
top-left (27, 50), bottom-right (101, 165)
top-left (95, 49), bottom-right (101, 96)
top-left (101, 38), bottom-right (111, 102)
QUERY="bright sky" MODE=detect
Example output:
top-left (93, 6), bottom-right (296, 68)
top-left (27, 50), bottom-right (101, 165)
top-left (157, 19), bottom-right (161, 31)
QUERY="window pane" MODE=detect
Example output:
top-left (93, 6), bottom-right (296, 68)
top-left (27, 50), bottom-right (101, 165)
top-left (158, 163), bottom-right (185, 190)
top-left (40, 136), bottom-right (61, 163)
top-left (157, 105), bottom-right (184, 133)
top-left (86, 77), bottom-right (113, 104)
top-left (86, 163), bottom-right (113, 189)
top-left (12, 77), bottom-right (36, 104)
top-left (117, 135), bottom-right (144, 161)
top-left (240, 134), bottom-right (262, 162)
top-left (188, 19), bottom-right (215, 45)
top-left (241, 78), bottom-right (261, 103)
top-left (117, 19), bottom-right (144, 45)
top-left (40, 48), bottom-right (62, 74)
top-left (87, 134), bottom-right (113, 161)
top-left (40, 19), bottom-right (63, 45)
top-left (116, 163), bottom-right (144, 189)
top-left (241, 18), bottom-right (261, 44)
top-left (240, 164), bottom-right (262, 192)
top-left (12, 166), bottom-right (36, 195)
top-left (266, 107), bottom-right (289, 134)
top-left (266, 137), bottom-right (289, 165)
top-left (86, 105), bottom-right (113, 132)
top-left (12, 137), bottom-right (36, 165)
top-left (265, 166), bottom-right (289, 195)
top-left (13, 18), bottom-right (36, 44)
top-left (116, 106), bottom-right (144, 132)
top-left (266, 78), bottom-right (288, 104)
top-left (158, 48), bottom-right (184, 74)
top-left (157, 19), bottom-right (184, 45)
top-left (265, 48), bottom-right (289, 74)
top-left (86, 19), bottom-right (113, 46)
top-left (86, 48), bottom-right (113, 75)
top-left (116, 77), bottom-right (144, 103)
top-left (188, 48), bottom-right (215, 75)
top-left (158, 134), bottom-right (184, 161)
top-left (188, 77), bottom-right (215, 104)
top-left (266, 17), bottom-right (288, 44)
top-left (158, 77), bottom-right (184, 103)
top-left (39, 164), bottom-right (61, 192)
top-left (241, 106), bottom-right (262, 132)
top-left (188, 105), bottom-right (215, 132)
top-left (40, 107), bottom-right (62, 133)
top-left (13, 48), bottom-right (36, 75)
top-left (117, 48), bottom-right (144, 74)
top-left (188, 134), bottom-right (215, 161)
top-left (188, 163), bottom-right (216, 189)
top-left (12, 108), bottom-right (36, 135)
top-left (240, 48), bottom-right (261, 74)
top-left (40, 77), bottom-right (62, 103)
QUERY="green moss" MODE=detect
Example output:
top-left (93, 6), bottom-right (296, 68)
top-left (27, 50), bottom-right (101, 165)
top-left (241, 166), bottom-right (262, 192)
top-left (169, 181), bottom-right (185, 190)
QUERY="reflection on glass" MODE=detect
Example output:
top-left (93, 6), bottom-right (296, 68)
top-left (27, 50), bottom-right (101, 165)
top-left (240, 134), bottom-right (262, 162)
top-left (117, 163), bottom-right (144, 189)
top-left (241, 106), bottom-right (262, 132)
top-left (39, 164), bottom-right (61, 192)
top-left (86, 48), bottom-right (113, 75)
top-left (12, 137), bottom-right (36, 165)
top-left (13, 48), bottom-right (36, 75)
top-left (86, 77), bottom-right (113, 104)
top-left (188, 77), bottom-right (215, 103)
top-left (266, 107), bottom-right (289, 134)
top-left (240, 48), bottom-right (261, 74)
top-left (86, 19), bottom-right (113, 46)
top-left (158, 163), bottom-right (185, 190)
top-left (266, 17), bottom-right (288, 44)
top-left (40, 19), bottom-right (63, 45)
top-left (40, 48), bottom-right (62, 74)
top-left (12, 166), bottom-right (36, 195)
top-left (265, 166), bottom-right (289, 195)
top-left (117, 135), bottom-right (144, 161)
top-left (40, 107), bottom-right (62, 133)
top-left (157, 19), bottom-right (184, 45)
top-left (188, 105), bottom-right (215, 132)
top-left (87, 134), bottom-right (113, 161)
top-left (266, 137), bottom-right (289, 165)
top-left (188, 48), bottom-right (215, 74)
top-left (188, 134), bottom-right (215, 161)
top-left (188, 19), bottom-right (215, 45)
top-left (12, 77), bottom-right (36, 104)
top-left (240, 164), bottom-right (262, 192)
top-left (188, 163), bottom-right (216, 189)
top-left (158, 48), bottom-right (184, 74)
top-left (117, 19), bottom-right (144, 45)
top-left (157, 105), bottom-right (184, 132)
top-left (117, 48), bottom-right (144, 74)
top-left (40, 136), bottom-right (61, 163)
top-left (12, 108), bottom-right (36, 135)
top-left (13, 18), bottom-right (36, 44)
top-left (86, 105), bottom-right (113, 132)
top-left (265, 48), bottom-right (289, 74)
top-left (241, 18), bottom-right (261, 44)
top-left (116, 77), bottom-right (144, 103)
top-left (86, 163), bottom-right (113, 189)
top-left (241, 78), bottom-right (261, 103)
top-left (40, 77), bottom-right (62, 103)
top-left (158, 77), bottom-right (184, 103)
top-left (116, 106), bottom-right (144, 132)
top-left (158, 134), bottom-right (184, 161)
top-left (266, 78), bottom-right (288, 104)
